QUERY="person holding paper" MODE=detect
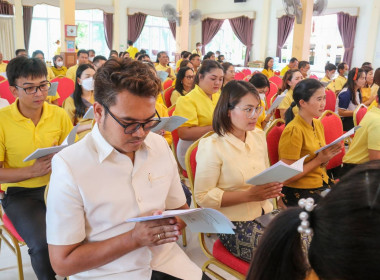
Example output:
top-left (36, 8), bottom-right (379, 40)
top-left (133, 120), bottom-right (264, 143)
top-left (155, 51), bottom-right (175, 80)
top-left (195, 80), bottom-right (283, 262)
top-left (47, 59), bottom-right (203, 280)
top-left (336, 67), bottom-right (365, 131)
top-left (173, 60), bottom-right (224, 169)
top-left (279, 79), bottom-right (342, 206)
top-left (62, 64), bottom-right (96, 140)
top-left (278, 69), bottom-right (303, 119)
top-left (0, 56), bottom-right (73, 279)
top-left (342, 87), bottom-right (380, 172)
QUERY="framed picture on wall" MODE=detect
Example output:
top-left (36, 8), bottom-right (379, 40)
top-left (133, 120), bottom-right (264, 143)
top-left (65, 25), bottom-right (77, 37)
top-left (67, 40), bottom-right (75, 53)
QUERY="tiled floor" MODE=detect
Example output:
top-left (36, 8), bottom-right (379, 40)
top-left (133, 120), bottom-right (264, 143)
top-left (0, 224), bottom-right (237, 280)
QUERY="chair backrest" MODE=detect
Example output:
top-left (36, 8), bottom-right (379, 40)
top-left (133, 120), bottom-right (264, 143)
top-left (0, 75), bottom-right (5, 83)
top-left (353, 104), bottom-right (367, 126)
top-left (274, 70), bottom-right (281, 76)
top-left (51, 76), bottom-right (75, 106)
top-left (163, 79), bottom-right (173, 90)
top-left (168, 104), bottom-right (175, 116)
top-left (164, 86), bottom-right (175, 107)
top-left (0, 79), bottom-right (15, 104)
top-left (234, 72), bottom-right (245, 81)
top-left (265, 82), bottom-right (278, 110)
top-left (242, 69), bottom-right (251, 77)
top-left (266, 119), bottom-right (285, 165)
top-left (324, 89), bottom-right (336, 112)
top-left (319, 110), bottom-right (345, 170)
top-left (269, 75), bottom-right (282, 88)
top-left (309, 74), bottom-right (319, 80)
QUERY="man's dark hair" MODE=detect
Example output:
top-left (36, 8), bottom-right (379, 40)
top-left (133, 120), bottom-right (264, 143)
top-left (6, 56), bottom-right (47, 86)
top-left (15, 49), bottom-right (26, 56)
top-left (32, 50), bottom-right (45, 59)
top-left (325, 63), bottom-right (337, 72)
top-left (77, 49), bottom-right (89, 57)
top-left (337, 62), bottom-right (347, 72)
top-left (290, 57), bottom-right (298, 63)
top-left (189, 53), bottom-right (200, 61)
top-left (137, 54), bottom-right (150, 61)
top-left (128, 40), bottom-right (133, 46)
top-left (93, 55), bottom-right (107, 65)
top-left (88, 49), bottom-right (95, 55)
top-left (298, 60), bottom-right (310, 69)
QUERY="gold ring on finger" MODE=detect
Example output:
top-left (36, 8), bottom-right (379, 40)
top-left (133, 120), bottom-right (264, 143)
top-left (157, 233), bottom-right (161, 240)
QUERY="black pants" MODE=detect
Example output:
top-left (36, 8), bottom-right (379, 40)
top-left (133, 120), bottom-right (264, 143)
top-left (151, 271), bottom-right (211, 280)
top-left (1, 186), bottom-right (56, 280)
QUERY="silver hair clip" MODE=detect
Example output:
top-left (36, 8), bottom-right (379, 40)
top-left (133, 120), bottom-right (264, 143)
top-left (297, 198), bottom-right (315, 235)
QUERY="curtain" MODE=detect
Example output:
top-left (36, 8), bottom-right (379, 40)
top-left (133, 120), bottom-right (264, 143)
top-left (103, 12), bottom-right (113, 50)
top-left (23, 5), bottom-right (33, 52)
top-left (0, 1), bottom-right (13, 15)
top-left (276, 15), bottom-right (295, 58)
top-left (0, 17), bottom-right (15, 60)
top-left (337, 12), bottom-right (358, 68)
top-left (201, 18), bottom-right (224, 55)
top-left (169, 21), bottom-right (176, 39)
top-left (229, 16), bottom-right (254, 66)
top-left (127, 12), bottom-right (147, 43)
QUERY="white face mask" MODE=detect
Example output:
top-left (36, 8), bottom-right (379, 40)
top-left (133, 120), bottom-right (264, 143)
top-left (89, 57), bottom-right (94, 62)
top-left (81, 77), bottom-right (94, 91)
top-left (56, 61), bottom-right (63, 67)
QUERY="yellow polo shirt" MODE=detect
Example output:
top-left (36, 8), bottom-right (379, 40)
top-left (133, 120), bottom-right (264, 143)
top-left (280, 65), bottom-right (290, 76)
top-left (371, 84), bottom-right (379, 97)
top-left (0, 62), bottom-right (7, 73)
top-left (320, 76), bottom-right (335, 92)
top-left (66, 64), bottom-right (79, 82)
top-left (0, 100), bottom-right (73, 191)
top-left (126, 46), bottom-right (139, 59)
top-left (155, 64), bottom-right (175, 79)
top-left (173, 85), bottom-right (220, 127)
top-left (51, 66), bottom-right (67, 77)
top-left (155, 102), bottom-right (172, 146)
top-left (278, 89), bottom-right (299, 116)
top-left (334, 75), bottom-right (347, 92)
top-left (261, 69), bottom-right (274, 78)
top-left (368, 100), bottom-right (378, 111)
top-left (176, 58), bottom-right (183, 69)
top-left (46, 66), bottom-right (56, 81)
top-left (170, 89), bottom-right (187, 106)
top-left (279, 114), bottom-right (328, 189)
top-left (62, 95), bottom-right (94, 140)
top-left (343, 107), bottom-right (380, 164)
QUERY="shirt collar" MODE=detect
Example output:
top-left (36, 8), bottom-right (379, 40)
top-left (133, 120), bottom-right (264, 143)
top-left (295, 114), bottom-right (316, 130)
top-left (10, 99), bottom-right (51, 123)
top-left (224, 131), bottom-right (254, 151)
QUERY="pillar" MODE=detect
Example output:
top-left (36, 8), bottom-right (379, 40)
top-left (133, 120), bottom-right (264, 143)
top-left (291, 0), bottom-right (313, 60)
top-left (259, 0), bottom-right (271, 60)
top-left (113, 0), bottom-right (121, 51)
top-left (60, 0), bottom-right (76, 67)
top-left (365, 0), bottom-right (380, 62)
top-left (14, 0), bottom-right (25, 50)
top-left (176, 0), bottom-right (190, 55)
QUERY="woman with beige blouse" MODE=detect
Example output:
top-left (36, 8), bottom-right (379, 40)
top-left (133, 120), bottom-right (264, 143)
top-left (194, 80), bottom-right (283, 262)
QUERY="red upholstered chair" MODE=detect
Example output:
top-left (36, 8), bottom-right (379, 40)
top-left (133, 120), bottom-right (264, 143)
top-left (0, 79), bottom-right (16, 104)
top-left (274, 70), bottom-right (281, 76)
top-left (265, 82), bottom-right (278, 110)
top-left (164, 86), bottom-right (175, 107)
top-left (241, 69), bottom-right (251, 77)
top-left (319, 111), bottom-right (345, 171)
top-left (171, 128), bottom-right (188, 179)
top-left (163, 79), bottom-right (173, 90)
top-left (185, 134), bottom-right (248, 279)
top-left (51, 76), bottom-right (75, 106)
top-left (353, 104), bottom-right (367, 126)
top-left (309, 74), bottom-right (319, 80)
top-left (168, 105), bottom-right (175, 117)
top-left (0, 75), bottom-right (6, 83)
top-left (234, 72), bottom-right (245, 81)
top-left (266, 119), bottom-right (285, 165)
top-left (324, 89), bottom-right (336, 112)
top-left (269, 75), bottom-right (282, 88)
top-left (0, 190), bottom-right (26, 279)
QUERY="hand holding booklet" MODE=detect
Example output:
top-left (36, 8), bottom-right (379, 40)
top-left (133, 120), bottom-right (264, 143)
top-left (83, 106), bottom-right (94, 120)
top-left (23, 125), bottom-right (79, 162)
top-left (151, 116), bottom-right (188, 133)
top-left (266, 90), bottom-right (287, 115)
top-left (48, 82), bottom-right (59, 96)
top-left (246, 155), bottom-right (309, 185)
top-left (126, 208), bottom-right (235, 234)
top-left (315, 126), bottom-right (360, 154)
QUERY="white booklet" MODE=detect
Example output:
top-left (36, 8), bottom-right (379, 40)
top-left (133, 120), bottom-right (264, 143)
top-left (126, 208), bottom-right (236, 234)
top-left (83, 106), bottom-right (94, 120)
top-left (157, 71), bottom-right (169, 82)
top-left (246, 155), bottom-right (309, 185)
top-left (266, 93), bottom-right (286, 115)
top-left (23, 125), bottom-right (79, 162)
top-left (151, 116), bottom-right (187, 132)
top-left (315, 126), bottom-right (360, 154)
top-left (48, 82), bottom-right (59, 96)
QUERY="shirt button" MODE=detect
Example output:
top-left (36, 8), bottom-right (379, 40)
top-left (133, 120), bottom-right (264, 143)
top-left (137, 197), bottom-right (142, 203)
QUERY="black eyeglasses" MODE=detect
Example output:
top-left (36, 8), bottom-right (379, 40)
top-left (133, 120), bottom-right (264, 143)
top-left (103, 104), bottom-right (161, 134)
top-left (15, 82), bottom-right (51, 95)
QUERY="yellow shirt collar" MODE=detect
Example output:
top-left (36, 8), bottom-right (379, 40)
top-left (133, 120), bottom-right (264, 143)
top-left (10, 99), bottom-right (51, 123)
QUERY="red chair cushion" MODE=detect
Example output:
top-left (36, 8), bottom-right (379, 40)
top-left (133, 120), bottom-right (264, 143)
top-left (51, 76), bottom-right (75, 106)
top-left (309, 74), bottom-right (319, 80)
top-left (234, 72), bottom-right (245, 81)
top-left (324, 90), bottom-right (336, 112)
top-left (168, 105), bottom-right (175, 117)
top-left (265, 83), bottom-right (278, 110)
top-left (242, 69), bottom-right (251, 77)
top-left (0, 80), bottom-right (16, 104)
top-left (213, 239), bottom-right (249, 276)
top-left (356, 107), bottom-right (367, 125)
top-left (164, 86), bottom-right (174, 108)
top-left (2, 213), bottom-right (24, 242)
top-left (190, 146), bottom-right (198, 178)
top-left (274, 70), bottom-right (281, 76)
top-left (266, 122), bottom-right (285, 165)
top-left (163, 79), bottom-right (173, 90)
top-left (269, 76), bottom-right (282, 88)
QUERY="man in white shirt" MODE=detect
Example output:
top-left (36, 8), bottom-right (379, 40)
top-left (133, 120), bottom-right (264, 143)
top-left (47, 59), bottom-right (203, 280)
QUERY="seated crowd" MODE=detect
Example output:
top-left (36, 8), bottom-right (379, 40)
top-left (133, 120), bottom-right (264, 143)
top-left (0, 43), bottom-right (379, 280)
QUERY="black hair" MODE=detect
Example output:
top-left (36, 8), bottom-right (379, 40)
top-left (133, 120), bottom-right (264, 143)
top-left (119, 51), bottom-right (125, 57)
top-left (15, 49), bottom-right (26, 56)
top-left (140, 49), bottom-right (147, 54)
top-left (77, 49), bottom-right (89, 58)
top-left (109, 50), bottom-right (118, 59)
top-left (285, 79), bottom-right (324, 124)
top-left (52, 55), bottom-right (63, 68)
top-left (194, 60), bottom-right (223, 85)
top-left (6, 56), bottom-right (47, 86)
top-left (196, 42), bottom-right (201, 46)
top-left (135, 52), bottom-right (141, 59)
top-left (73, 64), bottom-right (95, 118)
top-left (217, 55), bottom-right (225, 62)
top-left (248, 161), bottom-right (380, 280)
top-left (206, 51), bottom-right (215, 57)
top-left (298, 60), bottom-right (310, 69)
top-left (137, 54), bottom-right (150, 61)
top-left (374, 68), bottom-right (380, 86)
top-left (93, 55), bottom-right (107, 65)
top-left (189, 53), bottom-right (200, 61)
top-left (128, 40), bottom-right (133, 46)
top-left (156, 51), bottom-right (168, 64)
top-left (32, 50), bottom-right (45, 59)
top-left (183, 51), bottom-right (191, 60)
top-left (279, 69), bottom-right (301, 94)
top-left (203, 54), bottom-right (211, 60)
top-left (325, 63), bottom-right (336, 72)
top-left (377, 85), bottom-right (380, 99)
top-left (342, 67), bottom-right (364, 106)
top-left (180, 50), bottom-right (187, 57)
top-left (88, 49), bottom-right (95, 55)
top-left (264, 57), bottom-right (274, 70)
top-left (337, 62), bottom-right (347, 73)
top-left (362, 62), bottom-right (372, 68)
top-left (179, 59), bottom-right (192, 69)
top-left (290, 57), bottom-right (298, 63)
top-left (249, 73), bottom-right (270, 89)
top-left (175, 67), bottom-right (194, 96)
top-left (222, 62), bottom-right (233, 74)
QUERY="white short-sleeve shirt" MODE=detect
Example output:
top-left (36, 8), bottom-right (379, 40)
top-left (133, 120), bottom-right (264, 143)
top-left (47, 124), bottom-right (202, 280)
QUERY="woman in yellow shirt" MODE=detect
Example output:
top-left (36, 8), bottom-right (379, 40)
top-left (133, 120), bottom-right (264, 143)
top-left (62, 64), bottom-right (95, 140)
top-left (173, 60), bottom-right (224, 168)
top-left (261, 57), bottom-right (274, 78)
top-left (279, 79), bottom-right (341, 206)
top-left (278, 69), bottom-right (303, 119)
top-left (222, 62), bottom-right (235, 87)
top-left (195, 80), bottom-right (283, 262)
top-left (51, 55), bottom-right (67, 77)
top-left (362, 66), bottom-right (375, 105)
top-left (171, 67), bottom-right (194, 106)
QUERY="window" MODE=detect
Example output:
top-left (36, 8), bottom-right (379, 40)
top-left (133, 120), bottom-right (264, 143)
top-left (205, 20), bottom-right (246, 66)
top-left (30, 4), bottom-right (61, 62)
top-left (134, 15), bottom-right (176, 62)
top-left (75, 9), bottom-right (109, 56)
top-left (280, 29), bottom-right (294, 64)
